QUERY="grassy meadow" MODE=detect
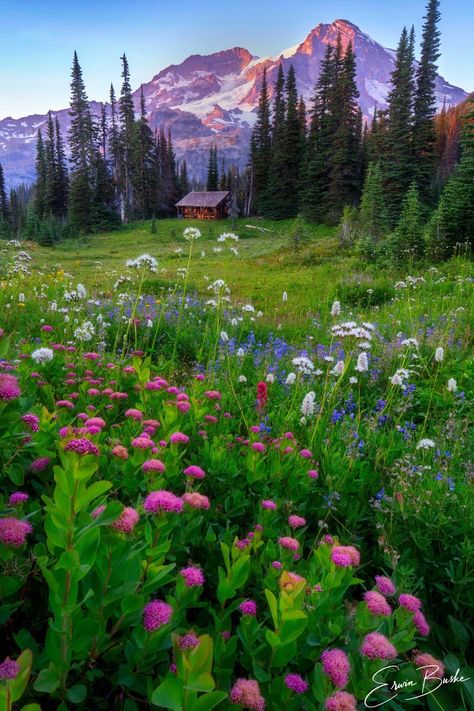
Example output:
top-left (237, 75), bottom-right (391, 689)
top-left (0, 219), bottom-right (473, 710)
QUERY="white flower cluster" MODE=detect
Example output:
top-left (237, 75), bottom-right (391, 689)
top-left (416, 438), bottom-right (435, 450)
top-left (126, 254), bottom-right (158, 272)
top-left (31, 347), bottom-right (54, 364)
top-left (6, 240), bottom-right (22, 248)
top-left (331, 321), bottom-right (374, 342)
top-left (217, 232), bottom-right (239, 242)
top-left (183, 227), bottom-right (201, 242)
top-left (390, 368), bottom-right (410, 386)
top-left (207, 279), bottom-right (230, 297)
top-left (301, 391), bottom-right (316, 419)
top-left (74, 321), bottom-right (95, 342)
top-left (292, 356), bottom-right (315, 375)
top-left (355, 352), bottom-right (369, 372)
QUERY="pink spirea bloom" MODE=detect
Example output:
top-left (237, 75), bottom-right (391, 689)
top-left (284, 673), bottom-right (308, 694)
top-left (288, 515), bottom-right (306, 528)
top-left (179, 634), bottom-right (200, 650)
top-left (0, 517), bottom-right (33, 547)
top-left (0, 657), bottom-right (20, 680)
top-left (56, 400), bottom-right (74, 408)
top-left (182, 492), bottom-right (210, 510)
top-left (308, 469), bottom-right (319, 479)
top-left (125, 408), bottom-right (143, 420)
top-left (239, 600), bottom-right (257, 616)
top-left (204, 390), bottom-right (221, 400)
top-left (375, 575), bottom-right (396, 596)
top-left (251, 442), bottom-right (265, 453)
top-left (0, 374), bottom-right (21, 400)
top-left (64, 439), bottom-right (99, 456)
top-left (142, 459), bottom-right (165, 473)
top-left (21, 414), bottom-right (39, 432)
top-left (399, 593), bottom-right (422, 612)
top-left (413, 609), bottom-right (430, 636)
top-left (261, 500), bottom-right (277, 510)
top-left (177, 401), bottom-right (191, 413)
top-left (360, 632), bottom-right (397, 660)
top-left (112, 507), bottom-right (140, 533)
top-left (272, 561), bottom-right (282, 569)
top-left (230, 679), bottom-right (266, 710)
top-left (143, 600), bottom-right (173, 631)
top-left (325, 691), bottom-right (357, 711)
top-left (144, 490), bottom-right (183, 514)
top-left (112, 445), bottom-right (128, 459)
top-left (203, 414), bottom-right (217, 423)
top-left (131, 436), bottom-right (153, 449)
top-left (41, 324), bottom-right (53, 332)
top-left (180, 566), bottom-right (205, 587)
top-left (30, 456), bottom-right (50, 472)
top-left (85, 417), bottom-right (106, 428)
top-left (364, 591), bottom-right (392, 617)
top-left (183, 465), bottom-right (206, 479)
top-left (321, 648), bottom-right (351, 688)
top-left (330, 545), bottom-right (360, 568)
top-left (169, 432), bottom-right (189, 444)
top-left (300, 448), bottom-right (313, 459)
top-left (8, 492), bottom-right (29, 506)
top-left (278, 536), bottom-right (299, 551)
top-left (413, 653), bottom-right (444, 679)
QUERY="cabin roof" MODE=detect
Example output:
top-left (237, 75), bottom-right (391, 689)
top-left (175, 191), bottom-right (230, 208)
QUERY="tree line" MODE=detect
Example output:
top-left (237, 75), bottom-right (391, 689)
top-left (249, 0), bottom-right (473, 261)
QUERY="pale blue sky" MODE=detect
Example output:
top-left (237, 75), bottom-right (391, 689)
top-left (0, 0), bottom-right (472, 118)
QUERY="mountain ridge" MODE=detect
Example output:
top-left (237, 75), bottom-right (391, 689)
top-left (0, 19), bottom-right (468, 188)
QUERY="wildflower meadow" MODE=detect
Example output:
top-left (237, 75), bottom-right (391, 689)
top-left (0, 226), bottom-right (473, 711)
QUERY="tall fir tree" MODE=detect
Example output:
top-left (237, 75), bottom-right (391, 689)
top-left (280, 65), bottom-right (303, 217)
top-left (263, 64), bottom-right (287, 217)
top-left (0, 162), bottom-right (9, 222)
top-left (206, 145), bottom-right (219, 191)
top-left (326, 41), bottom-right (361, 222)
top-left (383, 26), bottom-right (416, 224)
top-left (412, 0), bottom-right (441, 205)
top-left (390, 182), bottom-right (425, 265)
top-left (68, 51), bottom-right (95, 232)
top-left (55, 117), bottom-right (69, 217)
top-left (249, 67), bottom-right (272, 214)
top-left (178, 160), bottom-right (190, 197)
top-left (118, 54), bottom-right (136, 219)
top-left (34, 130), bottom-right (47, 219)
top-left (109, 83), bottom-right (121, 203)
top-left (132, 86), bottom-right (157, 218)
top-left (357, 162), bottom-right (389, 250)
top-left (44, 112), bottom-right (58, 216)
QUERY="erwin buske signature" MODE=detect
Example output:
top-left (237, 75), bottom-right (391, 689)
top-left (364, 664), bottom-right (471, 708)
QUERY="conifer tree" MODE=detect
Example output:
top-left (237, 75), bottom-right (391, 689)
top-left (383, 26), bottom-right (416, 224)
top-left (118, 54), bottom-right (136, 218)
top-left (55, 117), bottom-right (69, 217)
top-left (0, 162), bottom-right (9, 222)
top-left (412, 0), bottom-right (441, 204)
top-left (250, 67), bottom-right (272, 214)
top-left (390, 182), bottom-right (425, 265)
top-left (263, 64), bottom-right (287, 217)
top-left (109, 84), bottom-right (121, 199)
top-left (34, 130), bottom-right (47, 219)
top-left (326, 41), bottom-right (361, 222)
top-left (179, 160), bottom-right (189, 197)
top-left (206, 145), bottom-right (218, 191)
top-left (44, 112), bottom-right (58, 216)
top-left (132, 86), bottom-right (156, 218)
top-left (357, 162), bottom-right (389, 252)
top-left (280, 65), bottom-right (302, 217)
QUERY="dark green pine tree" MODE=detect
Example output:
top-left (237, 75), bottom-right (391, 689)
top-left (390, 182), bottom-right (425, 265)
top-left (279, 64), bottom-right (303, 218)
top-left (263, 64), bottom-right (287, 218)
top-left (118, 54), bottom-right (136, 219)
top-left (383, 26), bottom-right (416, 224)
top-left (178, 160), bottom-right (189, 197)
top-left (206, 145), bottom-right (219, 191)
top-left (34, 130), bottom-right (47, 218)
top-left (412, 0), bottom-right (441, 205)
top-left (109, 84), bottom-right (121, 200)
top-left (326, 41), bottom-right (361, 223)
top-left (44, 112), bottom-right (58, 216)
top-left (249, 67), bottom-right (272, 214)
top-left (301, 45), bottom-right (335, 222)
top-left (219, 160), bottom-right (227, 191)
top-left (55, 117), bottom-right (69, 217)
top-left (357, 162), bottom-right (389, 250)
top-left (0, 162), bottom-right (9, 221)
top-left (90, 149), bottom-right (120, 232)
top-left (131, 86), bottom-right (157, 218)
top-left (68, 51), bottom-right (95, 233)
top-left (426, 96), bottom-right (474, 259)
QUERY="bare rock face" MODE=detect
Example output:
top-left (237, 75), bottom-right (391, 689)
top-left (0, 21), bottom-right (467, 187)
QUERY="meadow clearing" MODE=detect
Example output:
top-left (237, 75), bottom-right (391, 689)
top-left (0, 220), bottom-right (473, 710)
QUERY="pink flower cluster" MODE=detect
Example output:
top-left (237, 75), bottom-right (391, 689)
top-left (183, 465), bottom-right (206, 479)
top-left (0, 374), bottom-right (21, 400)
top-left (143, 600), bottom-right (173, 632)
top-left (321, 648), bottom-right (350, 688)
top-left (284, 673), bottom-right (308, 694)
top-left (360, 632), bottom-right (397, 660)
top-left (278, 536), bottom-right (299, 551)
top-left (375, 575), bottom-right (396, 596)
top-left (180, 566), bottom-right (205, 587)
top-left (144, 490), bottom-right (183, 514)
top-left (230, 678), bottom-right (265, 710)
top-left (330, 545), bottom-right (360, 568)
top-left (0, 657), bottom-right (20, 680)
top-left (112, 507), bottom-right (139, 533)
top-left (64, 438), bottom-right (99, 456)
top-left (364, 590), bottom-right (392, 617)
top-left (325, 691), bottom-right (357, 711)
top-left (239, 600), bottom-right (257, 616)
top-left (182, 492), bottom-right (210, 510)
top-left (0, 517), bottom-right (33, 547)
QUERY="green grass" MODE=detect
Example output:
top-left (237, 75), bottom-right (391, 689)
top-left (27, 217), bottom-right (363, 329)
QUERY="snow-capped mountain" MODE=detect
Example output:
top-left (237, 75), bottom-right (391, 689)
top-left (0, 19), bottom-right (467, 187)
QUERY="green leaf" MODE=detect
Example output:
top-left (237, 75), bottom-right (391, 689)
top-left (185, 672), bottom-right (215, 693)
top-left (151, 676), bottom-right (184, 710)
top-left (9, 649), bottom-right (33, 702)
top-left (20, 705), bottom-right (42, 711)
top-left (265, 589), bottom-right (279, 629)
top-left (191, 691), bottom-right (227, 711)
top-left (447, 615), bottom-right (469, 652)
top-left (230, 556), bottom-right (250, 591)
top-left (66, 685), bottom-right (87, 704)
top-left (279, 610), bottom-right (308, 645)
top-left (33, 666), bottom-right (61, 694)
top-left (76, 480), bottom-right (112, 510)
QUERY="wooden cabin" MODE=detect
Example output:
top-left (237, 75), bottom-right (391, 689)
top-left (176, 191), bottom-right (229, 220)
